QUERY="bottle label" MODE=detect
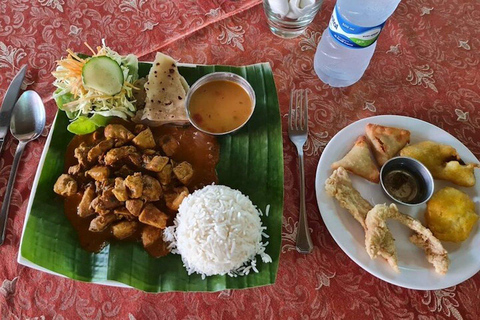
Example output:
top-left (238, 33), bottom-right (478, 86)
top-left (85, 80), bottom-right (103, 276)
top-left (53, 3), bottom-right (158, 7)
top-left (328, 5), bottom-right (385, 48)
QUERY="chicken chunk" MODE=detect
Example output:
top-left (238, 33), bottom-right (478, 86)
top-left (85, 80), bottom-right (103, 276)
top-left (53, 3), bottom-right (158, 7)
top-left (87, 139), bottom-right (115, 162)
top-left (165, 187), bottom-right (189, 211)
top-left (125, 199), bottom-right (143, 216)
top-left (142, 225), bottom-right (162, 247)
top-left (90, 188), bottom-right (122, 215)
top-left (78, 185), bottom-right (96, 217)
top-left (173, 161), bottom-right (194, 185)
top-left (104, 124), bottom-right (135, 142)
top-left (144, 155), bottom-right (169, 172)
top-left (134, 124), bottom-right (147, 134)
top-left (125, 173), bottom-right (143, 198)
top-left (114, 206), bottom-right (136, 220)
top-left (112, 221), bottom-right (138, 240)
top-left (89, 214), bottom-right (117, 232)
top-left (104, 146), bottom-right (138, 166)
top-left (132, 128), bottom-right (156, 149)
top-left (86, 166), bottom-right (110, 182)
top-left (68, 164), bottom-right (82, 176)
top-left (157, 164), bottom-right (172, 185)
top-left (159, 135), bottom-right (179, 156)
top-left (74, 142), bottom-right (90, 167)
top-left (142, 175), bottom-right (163, 202)
top-left (112, 177), bottom-right (129, 201)
top-left (53, 174), bottom-right (78, 196)
top-left (139, 204), bottom-right (169, 229)
top-left (114, 165), bottom-right (134, 178)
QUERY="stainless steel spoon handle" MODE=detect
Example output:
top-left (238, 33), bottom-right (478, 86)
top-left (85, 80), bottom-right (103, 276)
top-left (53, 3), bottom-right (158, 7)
top-left (295, 150), bottom-right (313, 254)
top-left (0, 141), bottom-right (27, 245)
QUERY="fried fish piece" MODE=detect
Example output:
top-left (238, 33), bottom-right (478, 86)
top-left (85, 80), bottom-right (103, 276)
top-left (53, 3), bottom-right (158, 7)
top-left (365, 124), bottom-right (410, 166)
top-left (331, 135), bottom-right (379, 183)
top-left (400, 141), bottom-right (479, 187)
top-left (325, 167), bottom-right (398, 271)
top-left (365, 203), bottom-right (449, 275)
top-left (426, 187), bottom-right (478, 242)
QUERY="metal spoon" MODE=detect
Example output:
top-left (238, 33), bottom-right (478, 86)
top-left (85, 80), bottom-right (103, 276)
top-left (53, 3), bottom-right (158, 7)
top-left (0, 90), bottom-right (46, 245)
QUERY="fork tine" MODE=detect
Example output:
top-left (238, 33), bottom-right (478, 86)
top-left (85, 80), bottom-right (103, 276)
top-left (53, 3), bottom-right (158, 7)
top-left (295, 90), bottom-right (302, 131)
top-left (289, 89), bottom-right (295, 130)
top-left (303, 89), bottom-right (308, 130)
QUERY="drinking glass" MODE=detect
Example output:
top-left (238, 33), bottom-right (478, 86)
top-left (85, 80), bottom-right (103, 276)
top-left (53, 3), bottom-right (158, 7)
top-left (263, 0), bottom-right (323, 38)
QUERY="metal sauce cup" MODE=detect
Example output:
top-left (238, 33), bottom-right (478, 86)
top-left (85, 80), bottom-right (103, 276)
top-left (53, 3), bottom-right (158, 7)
top-left (380, 156), bottom-right (434, 206)
top-left (185, 72), bottom-right (256, 136)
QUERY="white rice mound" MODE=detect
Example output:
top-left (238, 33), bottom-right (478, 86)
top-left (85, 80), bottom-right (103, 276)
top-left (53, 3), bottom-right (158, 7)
top-left (163, 185), bottom-right (272, 278)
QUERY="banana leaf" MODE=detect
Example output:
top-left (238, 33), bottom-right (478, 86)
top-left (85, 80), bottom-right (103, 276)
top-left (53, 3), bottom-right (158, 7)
top-left (19, 63), bottom-right (283, 292)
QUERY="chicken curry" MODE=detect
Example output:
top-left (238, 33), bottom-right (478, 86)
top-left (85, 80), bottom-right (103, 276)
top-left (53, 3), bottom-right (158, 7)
top-left (54, 121), bottom-right (219, 257)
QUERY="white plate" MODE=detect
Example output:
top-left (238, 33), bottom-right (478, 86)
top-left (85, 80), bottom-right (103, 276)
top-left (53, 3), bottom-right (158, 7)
top-left (315, 115), bottom-right (480, 290)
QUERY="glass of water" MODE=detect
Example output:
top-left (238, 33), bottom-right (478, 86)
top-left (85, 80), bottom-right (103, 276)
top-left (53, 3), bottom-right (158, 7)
top-left (263, 0), bottom-right (324, 38)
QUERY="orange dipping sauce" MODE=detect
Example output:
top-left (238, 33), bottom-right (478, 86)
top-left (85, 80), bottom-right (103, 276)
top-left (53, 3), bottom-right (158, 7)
top-left (188, 80), bottom-right (253, 134)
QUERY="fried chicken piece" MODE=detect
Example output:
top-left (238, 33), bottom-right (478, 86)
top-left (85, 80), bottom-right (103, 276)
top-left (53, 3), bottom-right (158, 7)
top-left (89, 214), bottom-right (117, 232)
top-left (159, 135), bottom-right (179, 156)
top-left (104, 146), bottom-right (138, 166)
top-left (173, 161), bottom-right (194, 185)
top-left (125, 173), bottom-right (143, 198)
top-left (139, 204), bottom-right (169, 229)
top-left (125, 199), bottom-right (143, 216)
top-left (142, 175), bottom-right (162, 202)
top-left (77, 185), bottom-right (96, 218)
top-left (157, 164), bottom-right (172, 185)
top-left (86, 166), bottom-right (110, 182)
top-left (87, 139), bottom-right (115, 163)
top-left (112, 221), bottom-right (138, 239)
top-left (68, 164), bottom-right (82, 176)
top-left (132, 128), bottom-right (156, 149)
top-left (74, 142), bottom-right (90, 167)
top-left (90, 188), bottom-right (122, 215)
top-left (164, 187), bottom-right (189, 211)
top-left (142, 225), bottom-right (162, 247)
top-left (53, 174), bottom-right (78, 196)
top-left (112, 177), bottom-right (129, 202)
top-left (113, 207), bottom-right (136, 221)
top-left (104, 124), bottom-right (135, 142)
top-left (325, 167), bottom-right (398, 270)
top-left (144, 155), bottom-right (169, 172)
top-left (365, 204), bottom-right (449, 275)
top-left (400, 141), bottom-right (479, 187)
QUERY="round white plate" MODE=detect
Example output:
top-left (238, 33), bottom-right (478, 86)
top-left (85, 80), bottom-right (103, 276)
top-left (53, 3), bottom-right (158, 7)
top-left (315, 115), bottom-right (480, 290)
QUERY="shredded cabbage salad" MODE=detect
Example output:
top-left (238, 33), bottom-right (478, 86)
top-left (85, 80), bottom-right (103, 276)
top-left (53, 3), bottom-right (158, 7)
top-left (52, 40), bottom-right (139, 134)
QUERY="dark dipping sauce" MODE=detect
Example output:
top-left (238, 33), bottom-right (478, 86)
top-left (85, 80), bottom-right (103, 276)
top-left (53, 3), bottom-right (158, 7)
top-left (383, 169), bottom-right (427, 204)
top-left (63, 120), bottom-right (219, 256)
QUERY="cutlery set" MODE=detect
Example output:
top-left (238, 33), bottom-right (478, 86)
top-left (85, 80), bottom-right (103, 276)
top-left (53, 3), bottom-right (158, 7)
top-left (0, 66), bottom-right (46, 245)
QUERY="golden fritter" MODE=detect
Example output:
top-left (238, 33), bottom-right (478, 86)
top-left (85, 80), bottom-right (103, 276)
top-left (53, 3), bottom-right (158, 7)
top-left (426, 187), bottom-right (478, 242)
top-left (400, 141), bottom-right (479, 187)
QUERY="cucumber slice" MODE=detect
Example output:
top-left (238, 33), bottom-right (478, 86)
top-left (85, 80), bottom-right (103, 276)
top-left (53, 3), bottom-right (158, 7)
top-left (82, 56), bottom-right (124, 95)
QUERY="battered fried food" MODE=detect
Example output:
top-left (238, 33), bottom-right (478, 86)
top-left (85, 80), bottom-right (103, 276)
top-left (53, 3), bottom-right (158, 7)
top-left (400, 141), bottom-right (479, 187)
top-left (331, 136), bottom-right (380, 183)
top-left (326, 167), bottom-right (449, 274)
top-left (325, 167), bottom-right (398, 271)
top-left (426, 187), bottom-right (479, 242)
top-left (365, 204), bottom-right (449, 275)
top-left (365, 124), bottom-right (410, 166)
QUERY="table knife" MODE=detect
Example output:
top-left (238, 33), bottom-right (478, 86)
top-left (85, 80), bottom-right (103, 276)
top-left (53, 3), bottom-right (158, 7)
top-left (0, 65), bottom-right (28, 155)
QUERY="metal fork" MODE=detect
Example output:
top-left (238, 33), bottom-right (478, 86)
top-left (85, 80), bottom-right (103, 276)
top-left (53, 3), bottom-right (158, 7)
top-left (288, 89), bottom-right (313, 254)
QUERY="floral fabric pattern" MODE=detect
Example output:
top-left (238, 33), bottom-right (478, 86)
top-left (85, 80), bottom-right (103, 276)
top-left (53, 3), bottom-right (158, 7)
top-left (1, 0), bottom-right (480, 318)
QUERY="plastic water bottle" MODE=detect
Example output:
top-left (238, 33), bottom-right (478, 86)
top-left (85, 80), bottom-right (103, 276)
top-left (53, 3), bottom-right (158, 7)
top-left (314, 0), bottom-right (401, 87)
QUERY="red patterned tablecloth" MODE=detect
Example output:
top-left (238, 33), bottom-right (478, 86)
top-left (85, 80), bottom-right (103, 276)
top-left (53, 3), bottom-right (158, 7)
top-left (1, 0), bottom-right (480, 319)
